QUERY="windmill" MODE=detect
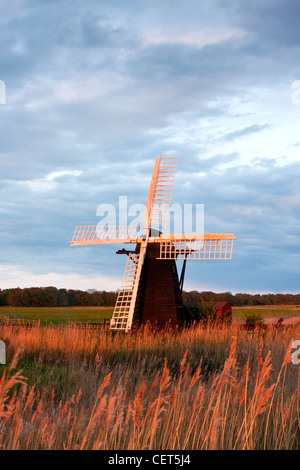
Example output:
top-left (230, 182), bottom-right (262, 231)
top-left (70, 156), bottom-right (236, 331)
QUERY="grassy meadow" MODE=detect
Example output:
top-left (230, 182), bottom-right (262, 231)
top-left (1, 318), bottom-right (300, 450)
top-left (233, 305), bottom-right (300, 320)
top-left (0, 306), bottom-right (114, 325)
top-left (1, 304), bottom-right (300, 326)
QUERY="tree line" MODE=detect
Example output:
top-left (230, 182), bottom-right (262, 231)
top-left (182, 291), bottom-right (300, 307)
top-left (0, 287), bottom-right (118, 307)
top-left (0, 286), bottom-right (300, 308)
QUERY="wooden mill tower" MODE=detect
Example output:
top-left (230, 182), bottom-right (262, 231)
top-left (70, 156), bottom-right (236, 331)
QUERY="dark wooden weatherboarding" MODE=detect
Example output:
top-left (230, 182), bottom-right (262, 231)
top-left (70, 156), bottom-right (236, 331)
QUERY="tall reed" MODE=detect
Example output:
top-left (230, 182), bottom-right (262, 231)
top-left (0, 322), bottom-right (299, 449)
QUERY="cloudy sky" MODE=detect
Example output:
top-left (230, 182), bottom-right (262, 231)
top-left (0, 0), bottom-right (300, 294)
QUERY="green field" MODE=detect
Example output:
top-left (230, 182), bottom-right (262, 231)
top-left (232, 305), bottom-right (300, 320)
top-left (0, 306), bottom-right (114, 325)
top-left (1, 305), bottom-right (300, 325)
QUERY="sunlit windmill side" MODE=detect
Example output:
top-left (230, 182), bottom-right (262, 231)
top-left (70, 156), bottom-right (236, 331)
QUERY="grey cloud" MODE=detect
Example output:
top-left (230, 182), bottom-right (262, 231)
top-left (1, 0), bottom-right (300, 293)
top-left (232, 0), bottom-right (300, 48)
top-left (218, 124), bottom-right (270, 142)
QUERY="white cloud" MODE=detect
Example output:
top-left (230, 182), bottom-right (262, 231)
top-left (9, 73), bottom-right (123, 110)
top-left (24, 170), bottom-right (82, 192)
top-left (0, 264), bottom-right (119, 290)
top-left (142, 28), bottom-right (246, 49)
top-left (11, 40), bottom-right (27, 55)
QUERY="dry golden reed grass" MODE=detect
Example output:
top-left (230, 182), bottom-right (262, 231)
top-left (0, 321), bottom-right (300, 450)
